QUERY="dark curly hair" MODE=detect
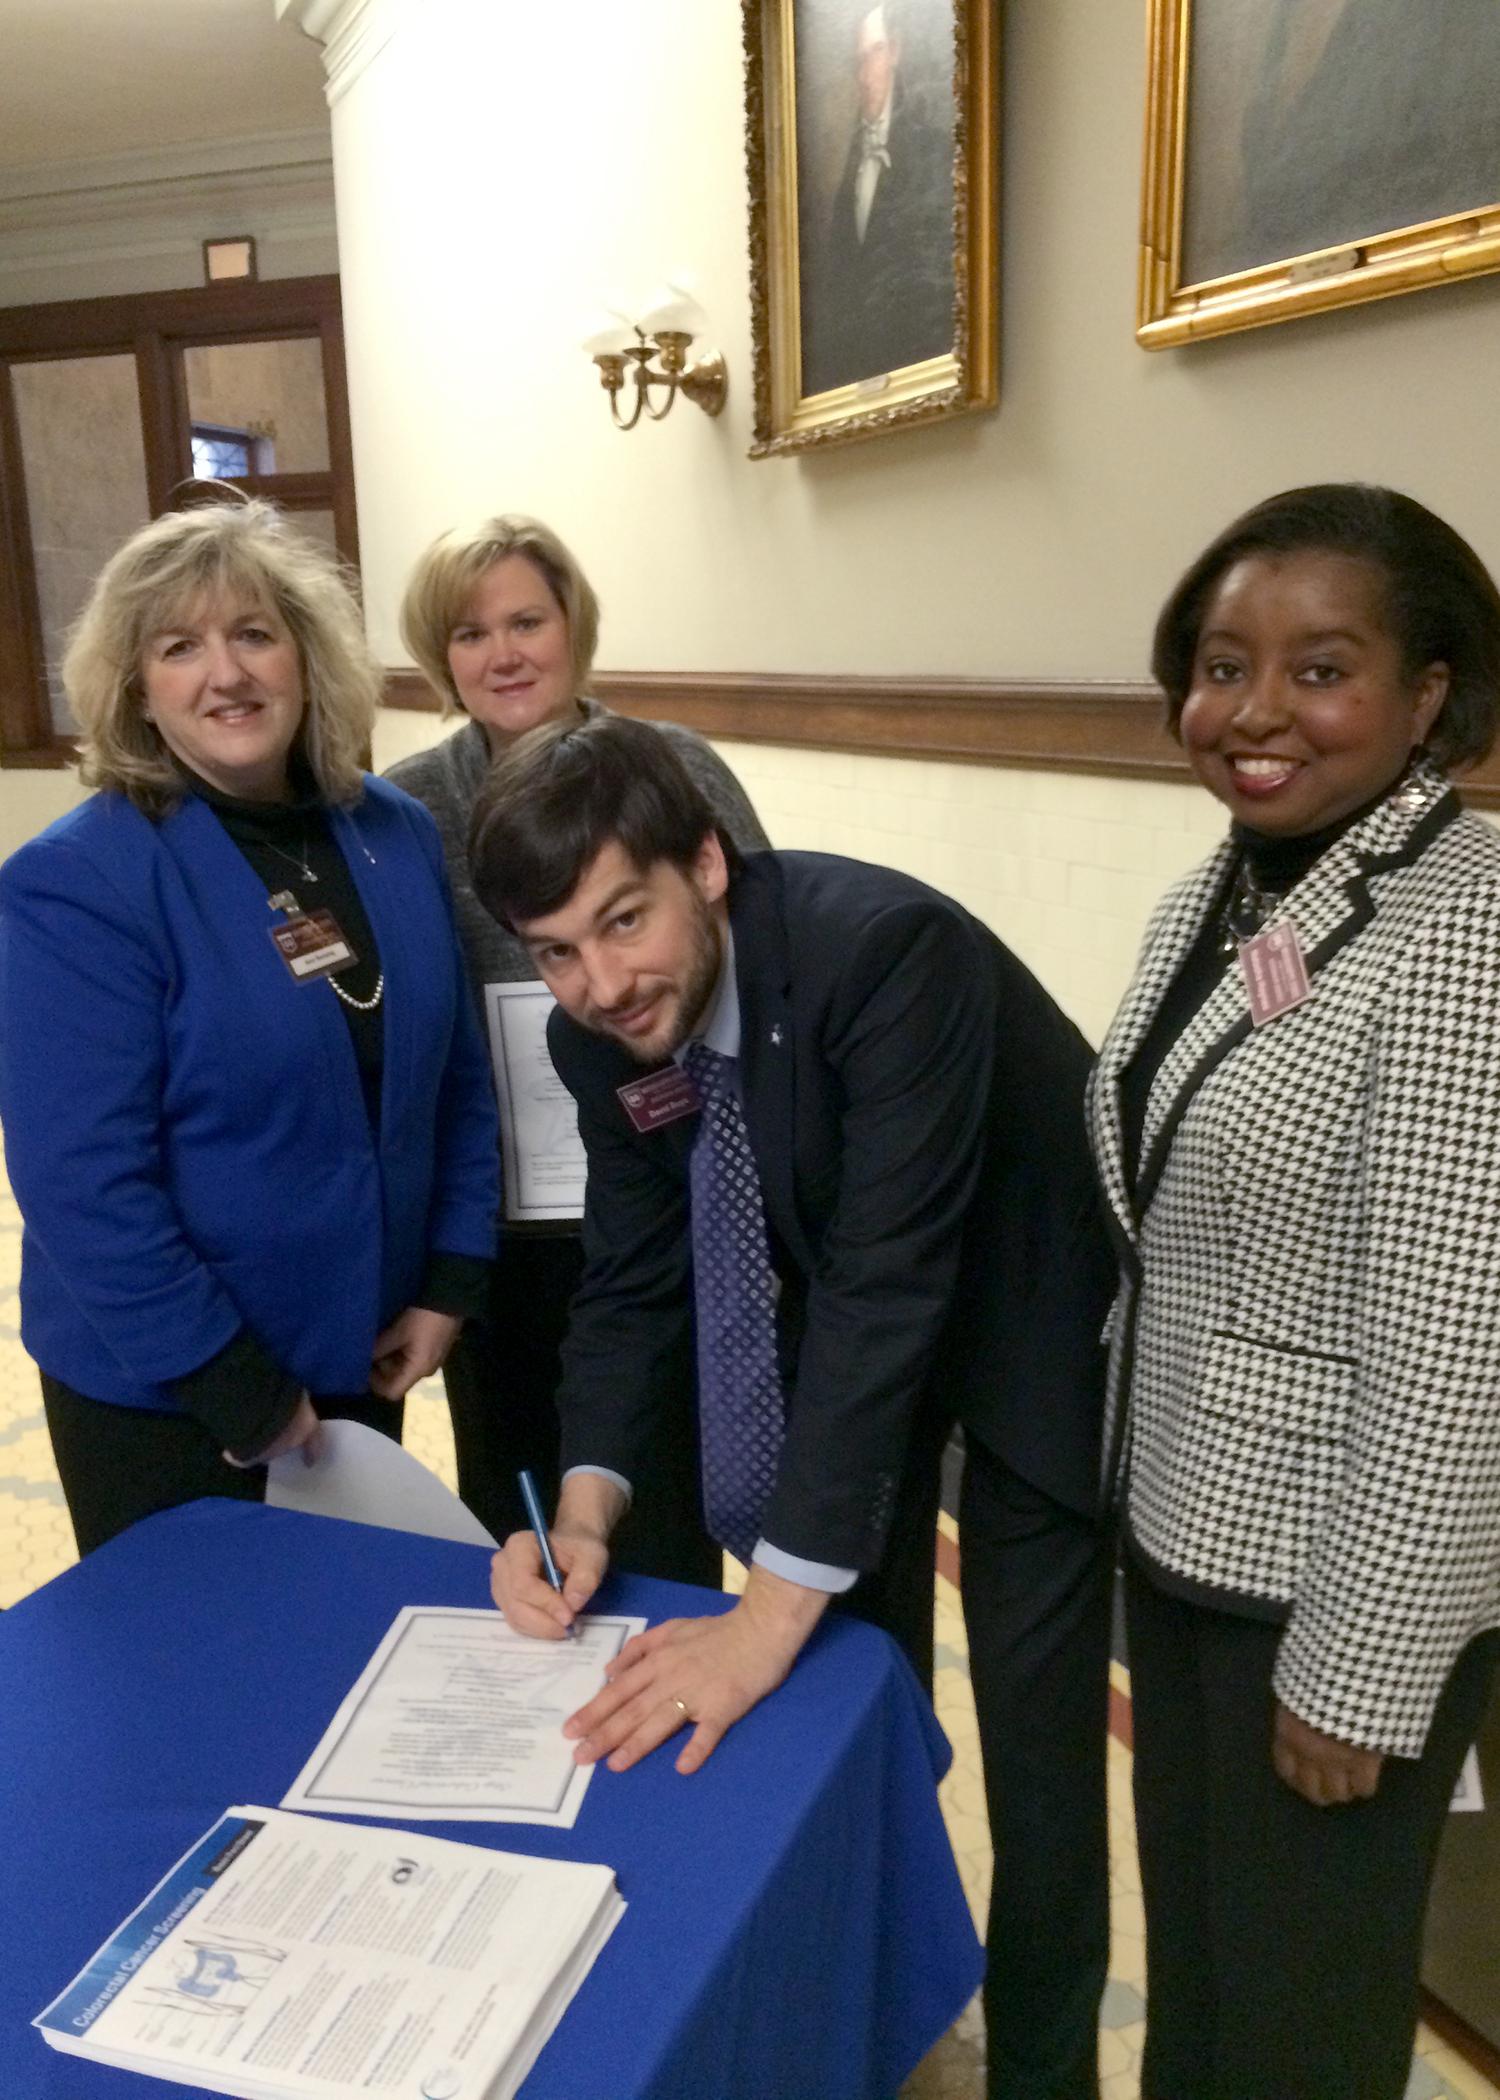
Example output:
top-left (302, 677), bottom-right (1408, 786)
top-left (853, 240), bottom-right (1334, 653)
top-left (469, 713), bottom-right (736, 931)
top-left (1152, 484), bottom-right (1500, 771)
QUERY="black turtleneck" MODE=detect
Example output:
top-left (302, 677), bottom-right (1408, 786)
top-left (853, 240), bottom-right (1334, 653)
top-left (1116, 778), bottom-right (1397, 1194)
top-left (188, 766), bottom-right (386, 1126)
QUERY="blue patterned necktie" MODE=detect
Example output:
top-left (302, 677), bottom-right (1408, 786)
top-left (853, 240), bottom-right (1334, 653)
top-left (682, 1040), bottom-right (786, 1562)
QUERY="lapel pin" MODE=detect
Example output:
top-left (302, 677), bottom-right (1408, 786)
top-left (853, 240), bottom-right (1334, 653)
top-left (770, 1024), bottom-right (784, 1047)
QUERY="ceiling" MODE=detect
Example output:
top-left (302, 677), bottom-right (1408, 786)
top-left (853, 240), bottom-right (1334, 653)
top-left (0, 0), bottom-right (328, 171)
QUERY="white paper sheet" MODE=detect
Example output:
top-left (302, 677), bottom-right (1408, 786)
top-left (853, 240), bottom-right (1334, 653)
top-left (265, 1419), bottom-right (498, 1548)
top-left (281, 1605), bottom-right (646, 1828)
top-left (484, 981), bottom-right (587, 1222)
top-left (35, 1805), bottom-right (623, 2100)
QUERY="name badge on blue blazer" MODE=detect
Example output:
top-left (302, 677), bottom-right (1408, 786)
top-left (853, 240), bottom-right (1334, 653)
top-left (269, 909), bottom-right (358, 984)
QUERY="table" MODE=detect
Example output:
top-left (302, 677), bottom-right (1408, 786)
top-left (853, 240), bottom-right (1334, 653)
top-left (1, 1501), bottom-right (982, 2100)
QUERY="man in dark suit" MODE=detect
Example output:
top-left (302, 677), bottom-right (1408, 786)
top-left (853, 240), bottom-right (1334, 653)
top-left (475, 715), bottom-right (1114, 2100)
top-left (800, 2), bottom-right (955, 396)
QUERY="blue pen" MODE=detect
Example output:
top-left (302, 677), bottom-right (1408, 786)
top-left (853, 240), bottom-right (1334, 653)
top-left (518, 1468), bottom-right (576, 1638)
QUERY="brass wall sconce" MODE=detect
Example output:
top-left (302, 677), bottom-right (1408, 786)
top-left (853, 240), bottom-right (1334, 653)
top-left (583, 286), bottom-right (727, 431)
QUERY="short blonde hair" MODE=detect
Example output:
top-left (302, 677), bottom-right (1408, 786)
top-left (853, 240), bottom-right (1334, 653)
top-left (65, 500), bottom-right (379, 814)
top-left (399, 515), bottom-right (600, 714)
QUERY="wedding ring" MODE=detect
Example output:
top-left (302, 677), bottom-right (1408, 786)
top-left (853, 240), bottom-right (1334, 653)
top-left (670, 1696), bottom-right (691, 1720)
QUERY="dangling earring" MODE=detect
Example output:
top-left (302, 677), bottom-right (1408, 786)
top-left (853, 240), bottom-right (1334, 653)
top-left (1392, 747), bottom-right (1430, 814)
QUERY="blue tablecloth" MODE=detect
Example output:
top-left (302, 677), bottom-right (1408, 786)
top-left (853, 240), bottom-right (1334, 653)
top-left (1, 1501), bottom-right (982, 2099)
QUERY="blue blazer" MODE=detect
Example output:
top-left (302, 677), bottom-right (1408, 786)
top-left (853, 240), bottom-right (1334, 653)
top-left (0, 778), bottom-right (499, 1411)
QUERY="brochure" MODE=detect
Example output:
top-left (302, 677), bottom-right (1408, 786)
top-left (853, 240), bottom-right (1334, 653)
top-left (34, 1804), bottom-right (623, 2100)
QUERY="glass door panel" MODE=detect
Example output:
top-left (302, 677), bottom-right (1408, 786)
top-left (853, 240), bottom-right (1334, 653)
top-left (10, 354), bottom-right (151, 732)
top-left (183, 338), bottom-right (330, 476)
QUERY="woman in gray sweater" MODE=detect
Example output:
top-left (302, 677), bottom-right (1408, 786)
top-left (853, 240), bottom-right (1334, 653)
top-left (386, 515), bottom-right (767, 1561)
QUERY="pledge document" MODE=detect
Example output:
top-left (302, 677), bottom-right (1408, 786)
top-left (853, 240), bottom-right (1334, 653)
top-left (34, 1804), bottom-right (623, 2100)
top-left (484, 982), bottom-right (587, 1222)
top-left (281, 1607), bottom-right (647, 1829)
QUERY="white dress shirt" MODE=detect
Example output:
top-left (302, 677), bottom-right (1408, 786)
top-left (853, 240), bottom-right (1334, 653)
top-left (853, 89), bottom-right (893, 244)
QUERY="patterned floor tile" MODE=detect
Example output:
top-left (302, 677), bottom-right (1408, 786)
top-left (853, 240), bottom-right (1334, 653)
top-left (1407, 2056), bottom-right (1459, 2099)
top-left (1419, 2045), bottom-right (1500, 2100)
top-left (1099, 1980), bottom-right (1147, 2030)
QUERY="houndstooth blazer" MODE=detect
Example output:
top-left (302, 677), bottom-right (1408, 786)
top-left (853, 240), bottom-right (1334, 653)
top-left (1089, 764), bottom-right (1500, 1758)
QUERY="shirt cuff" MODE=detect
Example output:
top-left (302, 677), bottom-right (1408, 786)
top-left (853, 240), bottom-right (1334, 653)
top-left (172, 1327), bottom-right (302, 1460)
top-left (752, 1541), bottom-right (859, 1593)
top-left (561, 1464), bottom-right (634, 1510)
top-left (416, 1250), bottom-right (494, 1322)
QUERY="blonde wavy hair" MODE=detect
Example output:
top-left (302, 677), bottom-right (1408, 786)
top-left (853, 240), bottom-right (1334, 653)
top-left (399, 515), bottom-right (600, 714)
top-left (66, 500), bottom-right (379, 814)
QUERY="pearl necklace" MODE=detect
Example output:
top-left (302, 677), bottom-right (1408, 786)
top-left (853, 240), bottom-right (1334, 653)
top-left (326, 969), bottom-right (384, 1013)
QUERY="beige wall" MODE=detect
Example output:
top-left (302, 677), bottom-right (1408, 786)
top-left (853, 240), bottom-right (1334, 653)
top-left (335, 0), bottom-right (1500, 1038)
top-left (0, 770), bottom-right (88, 863)
top-left (333, 0), bottom-right (1500, 678)
top-left (4, 0), bottom-right (1485, 1039)
top-left (370, 710), bottom-right (1219, 1047)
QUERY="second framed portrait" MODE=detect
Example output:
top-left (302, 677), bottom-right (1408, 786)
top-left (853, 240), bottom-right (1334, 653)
top-left (1140, 0), bottom-right (1500, 347)
top-left (743, 0), bottom-right (998, 457)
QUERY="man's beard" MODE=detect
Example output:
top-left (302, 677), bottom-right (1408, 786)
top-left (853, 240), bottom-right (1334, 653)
top-left (601, 894), bottom-right (723, 1065)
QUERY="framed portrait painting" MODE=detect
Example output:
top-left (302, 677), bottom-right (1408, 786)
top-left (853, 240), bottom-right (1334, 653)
top-left (1139, 0), bottom-right (1500, 348)
top-left (742, 0), bottom-right (998, 457)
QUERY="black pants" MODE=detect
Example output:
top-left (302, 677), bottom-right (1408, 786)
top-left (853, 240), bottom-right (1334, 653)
top-left (960, 1438), bottom-right (1114, 2100)
top-left (442, 1232), bottom-right (719, 1587)
top-left (1125, 1560), bottom-right (1500, 2100)
top-left (441, 1234), bottom-right (579, 1541)
top-left (42, 1376), bottom-right (404, 1557)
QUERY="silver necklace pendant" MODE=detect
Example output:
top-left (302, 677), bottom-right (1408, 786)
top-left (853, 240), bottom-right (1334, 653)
top-left (264, 835), bottom-right (317, 884)
top-left (1218, 859), bottom-right (1283, 957)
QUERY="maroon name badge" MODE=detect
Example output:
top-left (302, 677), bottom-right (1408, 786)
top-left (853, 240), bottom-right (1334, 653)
top-left (617, 1065), bottom-right (702, 1133)
top-left (1238, 922), bottom-right (1313, 1027)
top-left (269, 909), bottom-right (357, 983)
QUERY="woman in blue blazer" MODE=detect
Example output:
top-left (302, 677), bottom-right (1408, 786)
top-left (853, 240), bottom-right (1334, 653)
top-left (0, 501), bottom-right (499, 1552)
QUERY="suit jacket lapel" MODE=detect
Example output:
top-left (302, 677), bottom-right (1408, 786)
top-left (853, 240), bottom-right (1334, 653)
top-left (1130, 767), bottom-right (1459, 1219)
top-left (730, 862), bottom-right (814, 1276)
top-left (1093, 844), bottom-right (1233, 1248)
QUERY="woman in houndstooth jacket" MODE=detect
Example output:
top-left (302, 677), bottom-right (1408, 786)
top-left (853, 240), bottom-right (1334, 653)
top-left (1090, 485), bottom-right (1500, 2100)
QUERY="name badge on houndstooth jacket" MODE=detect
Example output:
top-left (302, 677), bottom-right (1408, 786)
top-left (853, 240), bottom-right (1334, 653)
top-left (1239, 922), bottom-right (1313, 1026)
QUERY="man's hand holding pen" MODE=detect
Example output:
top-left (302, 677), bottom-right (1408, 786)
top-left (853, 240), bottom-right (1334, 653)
top-left (491, 1470), bottom-right (623, 1639)
top-left (492, 1473), bottom-right (828, 1777)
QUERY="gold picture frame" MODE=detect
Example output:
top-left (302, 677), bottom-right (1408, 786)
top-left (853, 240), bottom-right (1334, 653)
top-left (1139, 0), bottom-right (1500, 349)
top-left (743, 0), bottom-right (998, 457)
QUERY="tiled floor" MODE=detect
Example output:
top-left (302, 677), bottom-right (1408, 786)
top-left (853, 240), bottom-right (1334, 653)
top-left (0, 1152), bottom-right (1493, 2100)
